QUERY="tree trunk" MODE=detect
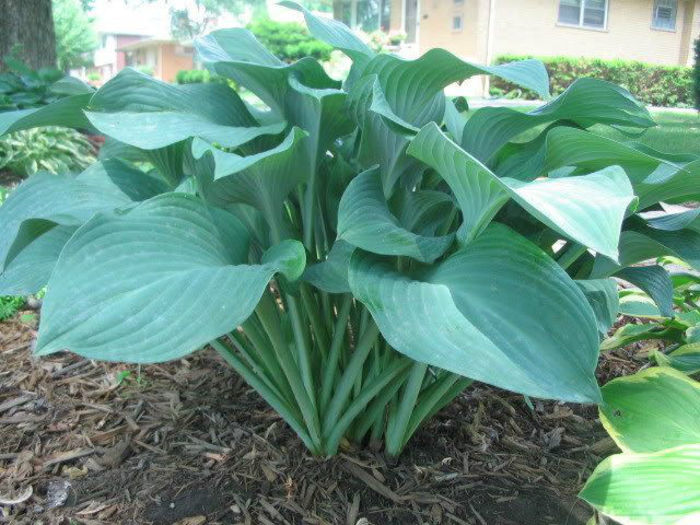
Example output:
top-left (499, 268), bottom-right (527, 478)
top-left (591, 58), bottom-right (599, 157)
top-left (0, 0), bottom-right (56, 70)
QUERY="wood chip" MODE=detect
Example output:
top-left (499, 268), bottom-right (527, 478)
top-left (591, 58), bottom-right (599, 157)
top-left (343, 461), bottom-right (403, 503)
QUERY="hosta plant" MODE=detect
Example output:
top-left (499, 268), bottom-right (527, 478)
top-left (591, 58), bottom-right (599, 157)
top-left (0, 3), bottom-right (698, 457)
top-left (581, 367), bottom-right (700, 524)
top-left (603, 256), bottom-right (700, 375)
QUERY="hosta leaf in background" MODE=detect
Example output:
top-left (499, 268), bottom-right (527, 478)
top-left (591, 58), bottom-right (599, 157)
top-left (86, 68), bottom-right (284, 150)
top-left (616, 292), bottom-right (664, 319)
top-left (195, 28), bottom-right (339, 116)
top-left (279, 1), bottom-right (374, 62)
top-left (592, 222), bottom-right (700, 277)
top-left (408, 123), bottom-right (634, 259)
top-left (580, 444), bottom-right (700, 525)
top-left (599, 367), bottom-right (700, 453)
top-left (0, 160), bottom-right (169, 271)
top-left (458, 78), bottom-right (655, 162)
top-left (36, 193), bottom-right (305, 362)
top-left (576, 279), bottom-right (619, 335)
top-left (654, 343), bottom-right (700, 375)
top-left (349, 223), bottom-right (601, 403)
top-left (302, 240), bottom-right (354, 293)
top-left (0, 93), bottom-right (92, 135)
top-left (0, 172), bottom-right (129, 269)
top-left (645, 206), bottom-right (700, 232)
top-left (615, 265), bottom-right (674, 318)
top-left (543, 128), bottom-right (700, 209)
top-left (0, 222), bottom-right (76, 295)
top-left (337, 167), bottom-right (453, 263)
top-left (192, 127), bottom-right (309, 226)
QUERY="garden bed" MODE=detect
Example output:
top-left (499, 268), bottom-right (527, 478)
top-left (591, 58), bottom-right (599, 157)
top-left (0, 312), bottom-right (652, 524)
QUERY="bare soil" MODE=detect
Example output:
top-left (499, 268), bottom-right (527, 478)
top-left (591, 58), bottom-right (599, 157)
top-left (0, 311), bottom-right (651, 524)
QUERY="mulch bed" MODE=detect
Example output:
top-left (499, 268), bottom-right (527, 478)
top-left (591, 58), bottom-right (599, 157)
top-left (0, 311), bottom-right (653, 525)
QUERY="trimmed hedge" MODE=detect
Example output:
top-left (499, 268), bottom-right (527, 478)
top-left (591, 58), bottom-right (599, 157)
top-left (492, 55), bottom-right (693, 108)
top-left (248, 18), bottom-right (332, 63)
top-left (694, 39), bottom-right (699, 110)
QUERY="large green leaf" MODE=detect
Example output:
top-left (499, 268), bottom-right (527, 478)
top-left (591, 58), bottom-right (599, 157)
top-left (36, 193), bottom-right (306, 362)
top-left (576, 278), bottom-right (619, 335)
top-left (192, 127), bottom-right (308, 226)
top-left (592, 222), bottom-right (700, 276)
top-left (195, 29), bottom-right (339, 115)
top-left (279, 1), bottom-right (374, 62)
top-left (615, 265), bottom-right (674, 318)
top-left (0, 222), bottom-right (76, 295)
top-left (302, 240), bottom-right (354, 293)
top-left (543, 128), bottom-right (700, 209)
top-left (85, 68), bottom-right (284, 149)
top-left (343, 50), bottom-right (549, 194)
top-left (580, 444), bottom-right (700, 525)
top-left (599, 367), bottom-right (700, 453)
top-left (0, 93), bottom-right (92, 135)
top-left (655, 343), bottom-right (700, 375)
top-left (408, 123), bottom-right (634, 259)
top-left (348, 223), bottom-right (601, 403)
top-left (337, 167), bottom-right (453, 263)
top-left (458, 78), bottom-right (654, 162)
top-left (0, 161), bottom-right (168, 271)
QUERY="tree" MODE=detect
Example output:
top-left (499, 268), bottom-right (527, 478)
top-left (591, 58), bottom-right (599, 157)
top-left (168, 0), bottom-right (266, 40)
top-left (53, 0), bottom-right (97, 71)
top-left (0, 0), bottom-right (57, 70)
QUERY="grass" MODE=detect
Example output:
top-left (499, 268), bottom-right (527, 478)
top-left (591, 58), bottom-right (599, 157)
top-left (466, 106), bottom-right (700, 155)
top-left (592, 111), bottom-right (700, 154)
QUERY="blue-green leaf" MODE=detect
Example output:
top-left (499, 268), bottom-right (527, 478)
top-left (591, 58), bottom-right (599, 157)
top-left (36, 193), bottom-right (306, 362)
top-left (348, 223), bottom-right (601, 403)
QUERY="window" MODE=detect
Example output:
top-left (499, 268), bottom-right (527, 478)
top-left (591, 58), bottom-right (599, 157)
top-left (652, 0), bottom-right (677, 30)
top-left (452, 15), bottom-right (463, 31)
top-left (558, 0), bottom-right (608, 29)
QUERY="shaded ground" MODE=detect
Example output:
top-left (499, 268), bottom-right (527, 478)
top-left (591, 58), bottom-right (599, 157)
top-left (0, 311), bottom-right (649, 524)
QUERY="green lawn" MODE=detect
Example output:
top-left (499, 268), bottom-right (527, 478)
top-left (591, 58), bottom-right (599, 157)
top-left (592, 111), bottom-right (700, 155)
top-left (466, 106), bottom-right (700, 155)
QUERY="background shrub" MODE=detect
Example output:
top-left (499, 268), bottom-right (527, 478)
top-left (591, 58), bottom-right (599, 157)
top-left (694, 39), bottom-right (699, 110)
top-left (247, 18), bottom-right (332, 62)
top-left (0, 126), bottom-right (95, 177)
top-left (492, 55), bottom-right (694, 108)
top-left (0, 58), bottom-right (65, 111)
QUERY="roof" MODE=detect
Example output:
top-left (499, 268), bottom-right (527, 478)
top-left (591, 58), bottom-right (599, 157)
top-left (118, 38), bottom-right (194, 52)
top-left (91, 0), bottom-right (171, 37)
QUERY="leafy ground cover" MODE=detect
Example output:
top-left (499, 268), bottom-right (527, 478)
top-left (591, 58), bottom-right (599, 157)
top-left (1, 310), bottom-right (644, 524)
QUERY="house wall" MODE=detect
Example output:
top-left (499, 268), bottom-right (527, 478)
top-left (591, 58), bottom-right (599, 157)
top-left (417, 0), bottom-right (482, 58)
top-left (679, 0), bottom-right (700, 64)
top-left (159, 43), bottom-right (195, 83)
top-left (488, 0), bottom-right (697, 66)
top-left (390, 0), bottom-right (403, 31)
top-left (115, 35), bottom-right (144, 70)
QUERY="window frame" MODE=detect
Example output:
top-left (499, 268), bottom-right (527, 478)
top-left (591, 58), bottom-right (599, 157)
top-left (452, 14), bottom-right (464, 32)
top-left (651, 0), bottom-right (678, 31)
top-left (557, 0), bottom-right (609, 31)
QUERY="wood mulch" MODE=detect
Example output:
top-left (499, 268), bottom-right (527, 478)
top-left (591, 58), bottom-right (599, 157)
top-left (0, 311), bottom-right (653, 525)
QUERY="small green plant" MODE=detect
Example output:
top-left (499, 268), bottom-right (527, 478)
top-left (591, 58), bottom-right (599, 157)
top-left (0, 58), bottom-right (65, 112)
top-left (0, 126), bottom-right (95, 177)
top-left (0, 3), bottom-right (697, 458)
top-left (0, 295), bottom-right (24, 321)
top-left (602, 257), bottom-right (700, 374)
top-left (694, 39), bottom-right (700, 111)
